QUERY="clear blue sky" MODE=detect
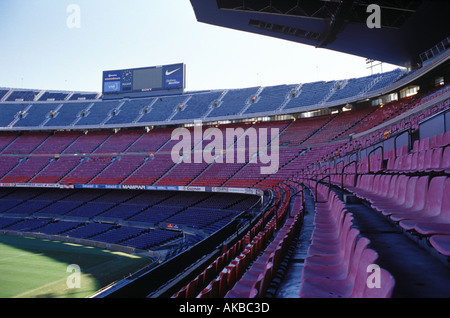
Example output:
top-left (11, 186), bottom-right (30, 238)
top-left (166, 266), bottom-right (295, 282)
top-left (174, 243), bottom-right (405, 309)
top-left (0, 0), bottom-right (400, 93)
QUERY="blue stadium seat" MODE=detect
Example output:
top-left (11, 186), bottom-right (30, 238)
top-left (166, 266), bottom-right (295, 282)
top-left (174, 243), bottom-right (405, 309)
top-left (105, 99), bottom-right (153, 125)
top-left (244, 84), bottom-right (297, 114)
top-left (284, 81), bottom-right (335, 109)
top-left (75, 101), bottom-right (121, 126)
top-left (171, 91), bottom-right (222, 121)
top-left (45, 102), bottom-right (91, 127)
top-left (0, 103), bottom-right (29, 127)
top-left (13, 103), bottom-right (56, 127)
top-left (138, 95), bottom-right (186, 122)
top-left (207, 87), bottom-right (259, 118)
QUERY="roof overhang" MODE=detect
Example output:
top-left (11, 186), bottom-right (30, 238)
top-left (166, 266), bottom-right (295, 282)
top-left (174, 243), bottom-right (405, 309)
top-left (189, 0), bottom-right (450, 68)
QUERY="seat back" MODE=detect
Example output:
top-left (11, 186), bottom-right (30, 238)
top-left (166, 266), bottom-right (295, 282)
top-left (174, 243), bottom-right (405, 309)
top-left (429, 147), bottom-right (443, 170)
top-left (423, 177), bottom-right (447, 217)
top-left (401, 176), bottom-right (418, 208)
top-left (441, 146), bottom-right (450, 170)
top-left (344, 237), bottom-right (371, 294)
top-left (412, 176), bottom-right (429, 211)
top-left (380, 175), bottom-right (392, 197)
top-left (394, 175), bottom-right (409, 205)
top-left (350, 247), bottom-right (379, 297)
top-left (436, 178), bottom-right (450, 222)
top-left (386, 174), bottom-right (399, 199)
top-left (363, 268), bottom-right (396, 298)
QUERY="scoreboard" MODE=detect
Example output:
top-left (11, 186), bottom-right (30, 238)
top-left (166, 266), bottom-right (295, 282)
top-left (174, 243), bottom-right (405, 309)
top-left (102, 63), bottom-right (185, 96)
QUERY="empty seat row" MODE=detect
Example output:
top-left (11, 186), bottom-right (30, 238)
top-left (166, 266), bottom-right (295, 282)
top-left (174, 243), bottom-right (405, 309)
top-left (310, 130), bottom-right (450, 192)
top-left (298, 181), bottom-right (395, 298)
top-left (346, 173), bottom-right (450, 256)
top-left (171, 184), bottom-right (294, 298)
top-left (197, 186), bottom-right (293, 298)
top-left (225, 192), bottom-right (302, 298)
top-left (386, 133), bottom-right (450, 174)
top-left (0, 71), bottom-right (405, 128)
top-left (171, 222), bottom-right (257, 298)
top-left (198, 223), bottom-right (276, 298)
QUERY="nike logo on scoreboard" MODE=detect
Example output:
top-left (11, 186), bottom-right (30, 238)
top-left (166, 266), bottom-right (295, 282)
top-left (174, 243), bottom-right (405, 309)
top-left (165, 68), bottom-right (180, 76)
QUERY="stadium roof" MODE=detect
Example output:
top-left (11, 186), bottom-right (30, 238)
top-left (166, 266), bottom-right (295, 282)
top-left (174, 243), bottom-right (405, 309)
top-left (189, 0), bottom-right (450, 68)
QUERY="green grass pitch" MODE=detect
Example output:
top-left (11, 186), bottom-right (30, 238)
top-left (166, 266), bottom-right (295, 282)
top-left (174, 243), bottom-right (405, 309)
top-left (0, 235), bottom-right (154, 298)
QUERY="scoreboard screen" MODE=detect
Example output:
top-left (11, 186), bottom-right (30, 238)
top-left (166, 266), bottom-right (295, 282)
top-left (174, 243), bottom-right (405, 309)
top-left (102, 63), bottom-right (185, 95)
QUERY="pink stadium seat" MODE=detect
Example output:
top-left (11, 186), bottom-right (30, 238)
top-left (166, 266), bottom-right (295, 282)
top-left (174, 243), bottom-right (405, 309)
top-left (396, 145), bottom-right (408, 157)
top-left (302, 228), bottom-right (360, 281)
top-left (378, 176), bottom-right (420, 216)
top-left (419, 137), bottom-right (430, 152)
top-left (443, 131), bottom-right (450, 147)
top-left (311, 210), bottom-right (350, 241)
top-left (438, 146), bottom-right (450, 173)
top-left (431, 133), bottom-right (445, 148)
top-left (435, 132), bottom-right (444, 148)
top-left (299, 237), bottom-right (372, 298)
top-left (399, 153), bottom-right (413, 172)
top-left (430, 135), bottom-right (438, 149)
top-left (259, 262), bottom-right (274, 298)
top-left (225, 264), bottom-right (238, 291)
top-left (412, 139), bottom-right (420, 152)
top-left (171, 285), bottom-right (187, 298)
top-left (367, 174), bottom-right (398, 204)
top-left (370, 175), bottom-right (410, 214)
top-left (354, 174), bottom-right (377, 199)
top-left (202, 263), bottom-right (217, 286)
top-left (200, 278), bottom-right (220, 298)
top-left (348, 248), bottom-right (380, 297)
top-left (224, 273), bottom-right (264, 298)
top-left (429, 235), bottom-right (450, 256)
top-left (391, 176), bottom-right (446, 224)
top-left (186, 276), bottom-right (200, 298)
top-left (409, 152), bottom-right (419, 171)
top-left (406, 178), bottom-right (450, 235)
top-left (310, 212), bottom-right (353, 246)
top-left (419, 148), bottom-right (440, 172)
top-left (236, 261), bottom-right (274, 298)
top-left (362, 268), bottom-right (395, 298)
top-left (416, 150), bottom-right (427, 171)
top-left (358, 175), bottom-right (392, 204)
top-left (217, 268), bottom-right (230, 297)
top-left (313, 196), bottom-right (346, 229)
top-left (415, 223), bottom-right (450, 236)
